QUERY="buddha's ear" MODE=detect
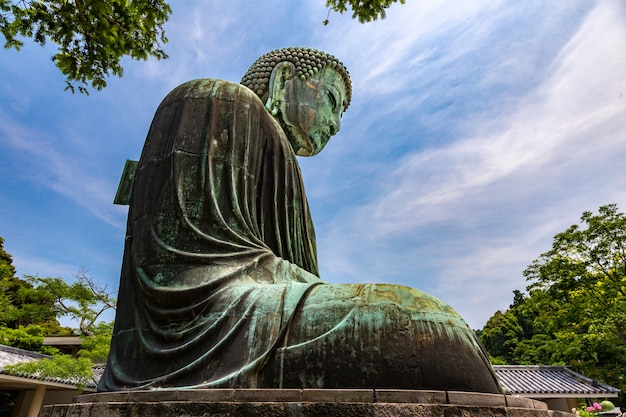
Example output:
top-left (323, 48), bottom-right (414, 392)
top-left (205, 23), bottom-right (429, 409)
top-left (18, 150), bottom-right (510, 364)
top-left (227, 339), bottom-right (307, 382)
top-left (266, 61), bottom-right (296, 115)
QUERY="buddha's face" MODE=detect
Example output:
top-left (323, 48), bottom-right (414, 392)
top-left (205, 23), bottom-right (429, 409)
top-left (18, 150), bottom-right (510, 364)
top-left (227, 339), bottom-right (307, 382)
top-left (278, 67), bottom-right (347, 156)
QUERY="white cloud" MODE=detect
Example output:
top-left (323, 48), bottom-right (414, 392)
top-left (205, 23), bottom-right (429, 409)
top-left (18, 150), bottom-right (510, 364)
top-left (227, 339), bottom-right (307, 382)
top-left (322, 0), bottom-right (501, 95)
top-left (0, 112), bottom-right (127, 229)
top-left (1, 0), bottom-right (624, 333)
top-left (10, 253), bottom-right (79, 280)
top-left (367, 0), bottom-right (625, 233)
top-left (316, 0), bottom-right (626, 328)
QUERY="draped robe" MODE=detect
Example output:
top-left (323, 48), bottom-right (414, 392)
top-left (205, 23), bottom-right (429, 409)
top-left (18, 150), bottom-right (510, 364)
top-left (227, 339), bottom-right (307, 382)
top-left (100, 79), bottom-right (324, 389)
top-left (99, 79), bottom-right (502, 393)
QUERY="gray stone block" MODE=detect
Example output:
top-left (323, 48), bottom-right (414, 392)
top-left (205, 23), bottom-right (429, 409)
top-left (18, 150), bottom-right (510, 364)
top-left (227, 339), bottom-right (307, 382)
top-left (40, 401), bottom-right (576, 417)
top-left (506, 396), bottom-right (535, 408)
top-left (75, 391), bottom-right (130, 403)
top-left (41, 389), bottom-right (576, 417)
top-left (447, 392), bottom-right (506, 407)
top-left (38, 406), bottom-right (53, 417)
top-left (443, 405), bottom-right (507, 417)
top-left (508, 408), bottom-right (549, 417)
top-left (176, 388), bottom-right (235, 402)
top-left (301, 402), bottom-right (374, 417)
top-left (234, 388), bottom-right (301, 402)
top-left (376, 389), bottom-right (446, 404)
top-left (63, 403), bottom-right (92, 417)
top-left (374, 404), bottom-right (445, 417)
top-left (300, 388), bottom-right (374, 402)
top-left (50, 405), bottom-right (68, 417)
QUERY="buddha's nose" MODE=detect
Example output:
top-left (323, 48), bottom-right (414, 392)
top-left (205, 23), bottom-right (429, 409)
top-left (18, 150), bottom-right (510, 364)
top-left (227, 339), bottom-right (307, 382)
top-left (329, 114), bottom-right (341, 136)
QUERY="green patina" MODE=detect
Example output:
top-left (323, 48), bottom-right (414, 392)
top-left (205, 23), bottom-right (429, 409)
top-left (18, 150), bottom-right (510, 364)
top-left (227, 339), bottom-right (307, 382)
top-left (101, 47), bottom-right (502, 393)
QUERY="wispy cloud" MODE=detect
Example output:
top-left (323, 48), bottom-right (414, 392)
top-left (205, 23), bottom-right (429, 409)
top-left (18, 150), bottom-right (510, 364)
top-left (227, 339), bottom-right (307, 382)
top-left (1, 0), bottom-right (624, 331)
top-left (380, 0), bottom-right (625, 230)
top-left (315, 0), bottom-right (626, 327)
top-left (0, 112), bottom-right (127, 229)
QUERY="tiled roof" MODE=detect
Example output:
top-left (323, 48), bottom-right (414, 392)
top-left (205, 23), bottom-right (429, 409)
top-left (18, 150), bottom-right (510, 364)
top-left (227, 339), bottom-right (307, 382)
top-left (0, 344), bottom-right (97, 389)
top-left (92, 364), bottom-right (105, 385)
top-left (0, 344), bottom-right (48, 368)
top-left (494, 365), bottom-right (620, 398)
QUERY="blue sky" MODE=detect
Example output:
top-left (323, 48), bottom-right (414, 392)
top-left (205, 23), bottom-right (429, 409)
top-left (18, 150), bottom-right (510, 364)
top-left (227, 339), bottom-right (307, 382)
top-left (1, 0), bottom-right (625, 329)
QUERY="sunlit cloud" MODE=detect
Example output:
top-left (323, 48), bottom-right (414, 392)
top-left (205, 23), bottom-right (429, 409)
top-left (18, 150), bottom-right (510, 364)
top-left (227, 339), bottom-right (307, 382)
top-left (362, 0), bottom-right (626, 235)
top-left (1, 0), bottom-right (624, 331)
top-left (315, 0), bottom-right (626, 327)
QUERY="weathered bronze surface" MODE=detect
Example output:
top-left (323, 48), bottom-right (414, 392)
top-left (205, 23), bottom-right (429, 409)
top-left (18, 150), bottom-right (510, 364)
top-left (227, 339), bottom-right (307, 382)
top-left (99, 47), bottom-right (502, 393)
top-left (113, 159), bottom-right (138, 205)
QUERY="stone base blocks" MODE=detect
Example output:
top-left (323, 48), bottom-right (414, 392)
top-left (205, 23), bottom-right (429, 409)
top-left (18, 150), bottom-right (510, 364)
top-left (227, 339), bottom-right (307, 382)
top-left (40, 389), bottom-right (574, 417)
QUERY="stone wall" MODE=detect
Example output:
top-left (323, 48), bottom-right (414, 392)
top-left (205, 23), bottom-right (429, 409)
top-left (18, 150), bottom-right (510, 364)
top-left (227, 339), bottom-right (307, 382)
top-left (40, 389), bottom-right (575, 417)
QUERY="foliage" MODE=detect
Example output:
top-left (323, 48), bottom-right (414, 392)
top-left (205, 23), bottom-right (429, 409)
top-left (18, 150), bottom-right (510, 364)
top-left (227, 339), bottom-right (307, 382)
top-left (4, 354), bottom-right (93, 390)
top-left (0, 235), bottom-right (114, 387)
top-left (600, 400), bottom-right (615, 411)
top-left (1, 1), bottom-right (409, 93)
top-left (0, 236), bottom-right (16, 279)
top-left (326, 0), bottom-right (406, 23)
top-left (25, 269), bottom-right (116, 336)
top-left (78, 320), bottom-right (113, 363)
top-left (0, 325), bottom-right (58, 354)
top-left (0, 274), bottom-right (66, 332)
top-left (1, 0), bottom-right (171, 93)
top-left (481, 310), bottom-right (524, 360)
top-left (480, 204), bottom-right (626, 405)
top-left (574, 401), bottom-right (615, 417)
top-left (1, 237), bottom-right (69, 352)
top-left (524, 204), bottom-right (626, 349)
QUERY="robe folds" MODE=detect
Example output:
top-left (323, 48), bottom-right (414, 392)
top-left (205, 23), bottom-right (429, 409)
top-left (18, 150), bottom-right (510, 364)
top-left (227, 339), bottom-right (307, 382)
top-left (99, 79), bottom-right (503, 393)
top-left (100, 79), bottom-right (324, 390)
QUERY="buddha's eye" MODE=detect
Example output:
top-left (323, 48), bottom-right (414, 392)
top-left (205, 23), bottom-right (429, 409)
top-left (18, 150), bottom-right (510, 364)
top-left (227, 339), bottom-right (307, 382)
top-left (326, 90), bottom-right (338, 109)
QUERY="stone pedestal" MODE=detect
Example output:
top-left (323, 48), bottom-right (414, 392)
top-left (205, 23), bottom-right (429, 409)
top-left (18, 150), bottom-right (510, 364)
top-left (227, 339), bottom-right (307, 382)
top-left (40, 389), bottom-right (574, 417)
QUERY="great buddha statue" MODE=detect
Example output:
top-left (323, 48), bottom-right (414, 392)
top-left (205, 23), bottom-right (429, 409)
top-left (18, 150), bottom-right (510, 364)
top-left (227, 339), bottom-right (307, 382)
top-left (99, 47), bottom-right (502, 393)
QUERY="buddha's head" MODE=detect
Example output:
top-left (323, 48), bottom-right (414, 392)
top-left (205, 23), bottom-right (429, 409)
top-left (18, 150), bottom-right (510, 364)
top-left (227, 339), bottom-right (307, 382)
top-left (241, 47), bottom-right (352, 156)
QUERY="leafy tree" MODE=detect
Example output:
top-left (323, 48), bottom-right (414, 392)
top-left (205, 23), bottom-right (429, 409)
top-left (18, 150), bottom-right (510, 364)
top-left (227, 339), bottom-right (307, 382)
top-left (0, 236), bottom-right (15, 279)
top-left (78, 320), bottom-right (113, 363)
top-left (0, 239), bottom-right (116, 340)
top-left (25, 268), bottom-right (116, 336)
top-left (481, 309), bottom-right (524, 362)
top-left (1, 0), bottom-right (170, 93)
top-left (480, 204), bottom-right (626, 405)
top-left (2, 1), bottom-right (408, 93)
top-left (326, 0), bottom-right (406, 23)
top-left (524, 204), bottom-right (626, 348)
top-left (1, 237), bottom-right (68, 345)
top-left (0, 274), bottom-right (63, 331)
top-left (3, 354), bottom-right (93, 391)
top-left (0, 235), bottom-right (115, 392)
top-left (0, 325), bottom-right (58, 354)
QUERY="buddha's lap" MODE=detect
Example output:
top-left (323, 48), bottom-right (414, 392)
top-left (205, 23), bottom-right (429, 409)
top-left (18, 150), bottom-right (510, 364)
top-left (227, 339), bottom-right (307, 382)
top-left (258, 283), bottom-right (501, 392)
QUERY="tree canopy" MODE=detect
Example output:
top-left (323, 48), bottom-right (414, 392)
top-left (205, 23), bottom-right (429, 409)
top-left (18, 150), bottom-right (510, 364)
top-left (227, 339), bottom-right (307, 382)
top-left (326, 0), bottom-right (406, 23)
top-left (1, 0), bottom-right (170, 93)
top-left (0, 235), bottom-right (115, 378)
top-left (0, 235), bottom-right (116, 412)
top-left (481, 204), bottom-right (626, 404)
top-left (1, 237), bottom-right (67, 351)
top-left (24, 269), bottom-right (116, 337)
top-left (2, 1), bottom-right (406, 93)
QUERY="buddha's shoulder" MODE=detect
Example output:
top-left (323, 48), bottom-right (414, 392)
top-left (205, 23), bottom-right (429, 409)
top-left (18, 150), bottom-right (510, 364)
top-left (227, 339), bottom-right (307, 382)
top-left (162, 78), bottom-right (263, 107)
